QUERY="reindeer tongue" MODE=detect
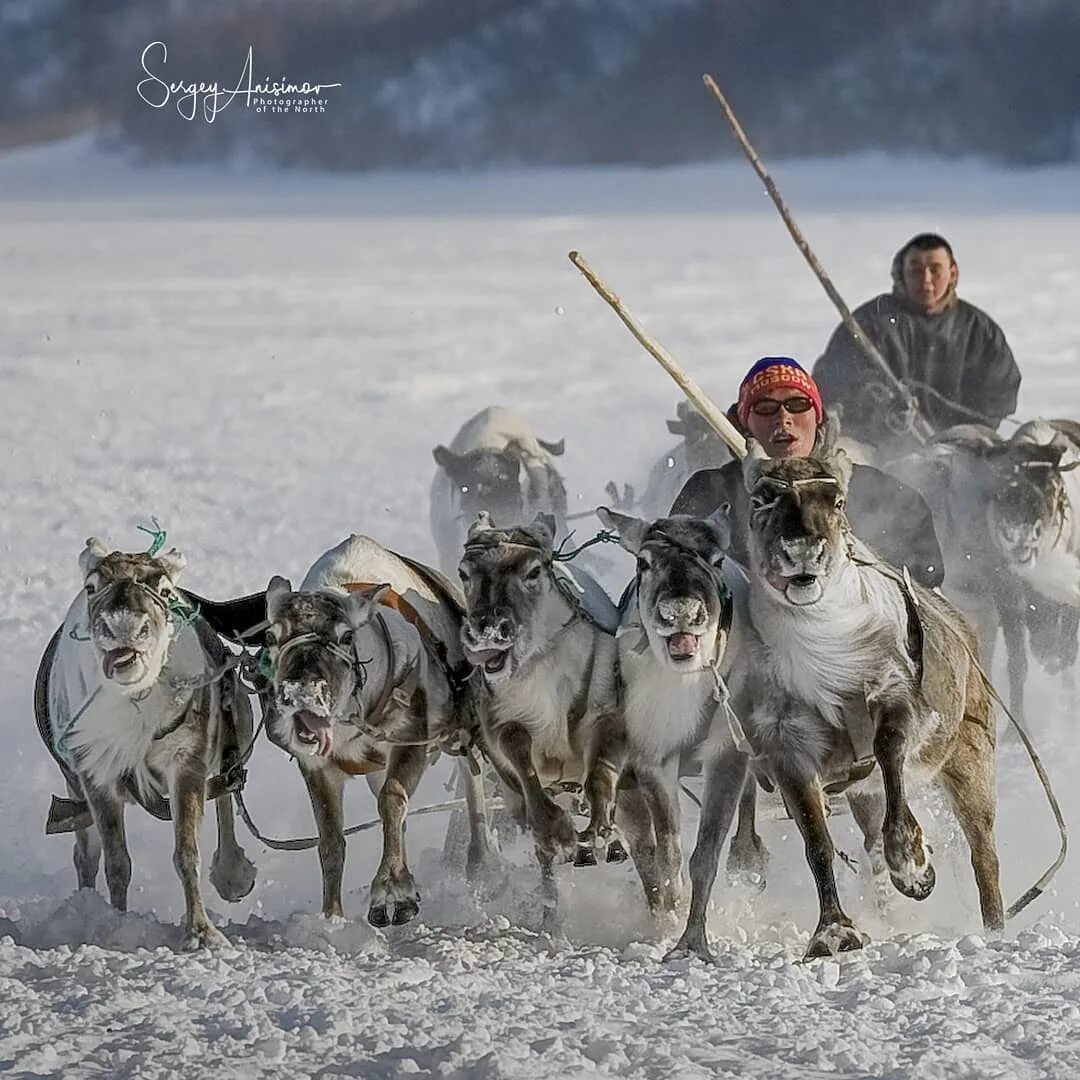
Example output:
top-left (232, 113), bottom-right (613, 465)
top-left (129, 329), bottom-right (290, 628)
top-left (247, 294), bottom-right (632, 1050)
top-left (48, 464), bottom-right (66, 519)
top-left (465, 646), bottom-right (507, 668)
top-left (667, 633), bottom-right (700, 659)
top-left (102, 648), bottom-right (138, 679)
top-left (295, 711), bottom-right (334, 757)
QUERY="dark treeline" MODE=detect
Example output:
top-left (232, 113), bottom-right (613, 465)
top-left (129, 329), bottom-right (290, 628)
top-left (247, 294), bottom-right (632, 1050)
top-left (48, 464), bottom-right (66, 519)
top-left (4, 0), bottom-right (1079, 168)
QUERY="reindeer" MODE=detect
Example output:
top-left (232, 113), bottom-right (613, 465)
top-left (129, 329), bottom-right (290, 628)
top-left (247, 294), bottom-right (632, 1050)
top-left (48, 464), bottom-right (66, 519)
top-left (431, 406), bottom-right (568, 576)
top-left (887, 426), bottom-right (1042, 725)
top-left (595, 507), bottom-right (764, 919)
top-left (892, 423), bottom-right (1080, 722)
top-left (261, 535), bottom-right (489, 926)
top-left (456, 511), bottom-right (638, 923)
top-left (670, 445), bottom-right (1003, 961)
top-left (990, 420), bottom-right (1080, 604)
top-left (989, 419), bottom-right (1080, 683)
top-left (36, 539), bottom-right (257, 950)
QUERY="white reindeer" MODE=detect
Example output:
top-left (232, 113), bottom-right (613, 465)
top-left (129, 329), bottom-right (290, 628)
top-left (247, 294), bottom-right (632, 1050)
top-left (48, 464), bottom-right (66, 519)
top-left (38, 538), bottom-right (257, 950)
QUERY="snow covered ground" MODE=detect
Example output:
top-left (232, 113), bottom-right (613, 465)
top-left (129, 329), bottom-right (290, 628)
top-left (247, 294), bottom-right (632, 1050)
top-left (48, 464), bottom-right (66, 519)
top-left (2, 138), bottom-right (1080, 1077)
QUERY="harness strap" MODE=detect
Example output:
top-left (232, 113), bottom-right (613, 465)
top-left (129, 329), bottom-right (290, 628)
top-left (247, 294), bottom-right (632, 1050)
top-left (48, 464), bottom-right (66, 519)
top-left (232, 787), bottom-right (500, 852)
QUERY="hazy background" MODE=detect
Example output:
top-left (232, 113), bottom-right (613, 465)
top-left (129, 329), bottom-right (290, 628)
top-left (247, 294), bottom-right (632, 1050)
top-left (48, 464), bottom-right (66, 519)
top-left (3, 0), bottom-right (1080, 168)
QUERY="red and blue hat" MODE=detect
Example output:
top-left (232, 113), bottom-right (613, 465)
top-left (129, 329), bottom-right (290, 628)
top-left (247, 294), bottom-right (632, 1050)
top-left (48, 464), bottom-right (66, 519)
top-left (736, 357), bottom-right (823, 429)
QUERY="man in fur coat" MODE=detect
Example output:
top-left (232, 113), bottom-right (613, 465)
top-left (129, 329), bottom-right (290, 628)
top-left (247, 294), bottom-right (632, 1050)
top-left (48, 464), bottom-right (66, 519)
top-left (812, 232), bottom-right (1020, 454)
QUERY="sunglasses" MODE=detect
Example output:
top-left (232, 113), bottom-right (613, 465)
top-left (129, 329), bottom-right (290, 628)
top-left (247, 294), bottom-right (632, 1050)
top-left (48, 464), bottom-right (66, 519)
top-left (749, 396), bottom-right (815, 417)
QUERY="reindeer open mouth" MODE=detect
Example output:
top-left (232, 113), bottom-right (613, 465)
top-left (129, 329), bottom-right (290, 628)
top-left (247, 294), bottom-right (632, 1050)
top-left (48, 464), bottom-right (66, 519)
top-left (465, 645), bottom-right (513, 677)
top-left (781, 573), bottom-right (823, 606)
top-left (293, 709), bottom-right (334, 757)
top-left (101, 647), bottom-right (145, 681)
top-left (664, 632), bottom-right (701, 662)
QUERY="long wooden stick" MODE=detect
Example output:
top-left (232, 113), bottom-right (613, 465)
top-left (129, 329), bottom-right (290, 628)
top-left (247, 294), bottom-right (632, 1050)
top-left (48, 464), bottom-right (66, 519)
top-left (702, 74), bottom-right (931, 444)
top-left (569, 251), bottom-right (747, 460)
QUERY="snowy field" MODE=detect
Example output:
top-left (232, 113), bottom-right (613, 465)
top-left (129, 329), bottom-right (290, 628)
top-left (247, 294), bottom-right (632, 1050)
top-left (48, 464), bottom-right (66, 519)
top-left (2, 139), bottom-right (1080, 1077)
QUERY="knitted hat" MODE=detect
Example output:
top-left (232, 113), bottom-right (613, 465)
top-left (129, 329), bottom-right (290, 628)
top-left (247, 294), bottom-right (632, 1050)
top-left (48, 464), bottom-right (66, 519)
top-left (736, 357), bottom-right (823, 428)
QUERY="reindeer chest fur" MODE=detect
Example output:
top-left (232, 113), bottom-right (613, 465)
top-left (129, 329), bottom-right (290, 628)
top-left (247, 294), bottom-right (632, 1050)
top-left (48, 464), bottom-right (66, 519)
top-left (620, 648), bottom-right (714, 765)
top-left (56, 625), bottom-right (216, 800)
top-left (749, 570), bottom-right (914, 731)
top-left (486, 621), bottom-right (597, 776)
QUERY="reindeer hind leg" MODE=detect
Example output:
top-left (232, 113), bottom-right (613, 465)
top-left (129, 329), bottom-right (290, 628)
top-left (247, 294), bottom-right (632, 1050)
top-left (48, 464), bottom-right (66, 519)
top-left (939, 724), bottom-right (1004, 933)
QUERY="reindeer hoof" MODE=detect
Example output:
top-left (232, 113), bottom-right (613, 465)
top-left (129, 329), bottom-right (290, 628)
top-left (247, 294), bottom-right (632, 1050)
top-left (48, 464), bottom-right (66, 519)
top-left (367, 904), bottom-right (390, 928)
top-left (181, 920), bottom-right (228, 952)
top-left (533, 807), bottom-right (578, 864)
top-left (606, 839), bottom-right (629, 863)
top-left (805, 921), bottom-right (868, 959)
top-left (890, 861), bottom-right (936, 901)
top-left (727, 869), bottom-right (767, 891)
top-left (664, 934), bottom-right (715, 965)
top-left (391, 899), bottom-right (420, 925)
top-left (573, 844), bottom-right (598, 868)
top-left (726, 836), bottom-right (769, 891)
top-left (210, 849), bottom-right (257, 903)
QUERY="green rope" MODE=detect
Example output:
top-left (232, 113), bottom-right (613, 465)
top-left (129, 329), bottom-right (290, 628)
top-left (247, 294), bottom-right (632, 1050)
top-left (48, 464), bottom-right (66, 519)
top-left (551, 529), bottom-right (620, 563)
top-left (255, 646), bottom-right (276, 680)
top-left (54, 685), bottom-right (102, 768)
top-left (167, 593), bottom-right (200, 630)
top-left (137, 517), bottom-right (167, 557)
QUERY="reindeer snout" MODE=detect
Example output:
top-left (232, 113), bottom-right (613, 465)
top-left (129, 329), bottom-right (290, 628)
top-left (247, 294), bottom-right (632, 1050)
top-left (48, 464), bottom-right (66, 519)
top-left (777, 537), bottom-right (828, 573)
top-left (100, 609), bottom-right (152, 645)
top-left (279, 678), bottom-right (332, 716)
top-left (657, 596), bottom-right (707, 630)
top-left (465, 611), bottom-right (516, 647)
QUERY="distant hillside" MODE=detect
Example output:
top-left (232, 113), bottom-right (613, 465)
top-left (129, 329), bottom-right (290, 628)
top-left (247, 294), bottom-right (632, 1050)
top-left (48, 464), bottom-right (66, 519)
top-left (5, 0), bottom-right (1079, 168)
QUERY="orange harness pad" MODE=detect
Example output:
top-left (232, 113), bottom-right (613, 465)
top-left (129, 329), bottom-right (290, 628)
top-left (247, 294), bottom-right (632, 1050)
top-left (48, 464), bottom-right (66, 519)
top-left (342, 581), bottom-right (441, 652)
top-left (332, 751), bottom-right (386, 776)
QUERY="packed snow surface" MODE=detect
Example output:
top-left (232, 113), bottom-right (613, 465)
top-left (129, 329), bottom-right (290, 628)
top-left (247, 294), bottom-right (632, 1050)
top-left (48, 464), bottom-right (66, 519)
top-left (2, 139), bottom-right (1080, 1077)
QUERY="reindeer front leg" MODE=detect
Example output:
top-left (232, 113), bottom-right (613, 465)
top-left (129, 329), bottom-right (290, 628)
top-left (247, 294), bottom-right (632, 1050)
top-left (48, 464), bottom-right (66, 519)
top-left (668, 746), bottom-right (747, 962)
top-left (171, 761), bottom-right (227, 950)
top-left (69, 778), bottom-right (102, 892)
top-left (780, 769), bottom-right (868, 959)
top-left (210, 672), bottom-right (258, 903)
top-left (578, 712), bottom-right (628, 865)
top-left (633, 756), bottom-right (683, 916)
top-left (210, 794), bottom-right (257, 903)
top-left (726, 778), bottom-right (768, 889)
top-left (456, 755), bottom-right (495, 881)
top-left (299, 761), bottom-right (347, 918)
top-left (369, 744), bottom-right (427, 927)
top-left (83, 782), bottom-right (130, 910)
top-left (496, 722), bottom-right (577, 925)
top-left (875, 704), bottom-right (935, 901)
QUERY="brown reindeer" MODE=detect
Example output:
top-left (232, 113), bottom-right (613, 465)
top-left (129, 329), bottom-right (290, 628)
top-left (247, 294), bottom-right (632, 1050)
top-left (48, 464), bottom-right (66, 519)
top-left (672, 443), bottom-right (1003, 960)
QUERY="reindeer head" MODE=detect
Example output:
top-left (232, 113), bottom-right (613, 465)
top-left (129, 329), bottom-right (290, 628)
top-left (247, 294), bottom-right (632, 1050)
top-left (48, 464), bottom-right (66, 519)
top-left (989, 429), bottom-right (1079, 571)
top-left (263, 576), bottom-right (389, 758)
top-left (433, 435), bottom-right (565, 528)
top-left (457, 511), bottom-right (558, 686)
top-left (78, 538), bottom-right (187, 693)
top-left (598, 507), bottom-right (731, 671)
top-left (742, 442), bottom-right (853, 607)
